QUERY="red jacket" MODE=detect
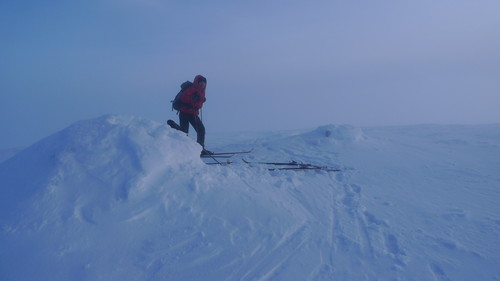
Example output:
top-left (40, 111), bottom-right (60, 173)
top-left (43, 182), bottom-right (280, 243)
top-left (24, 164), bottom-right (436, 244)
top-left (180, 75), bottom-right (206, 115)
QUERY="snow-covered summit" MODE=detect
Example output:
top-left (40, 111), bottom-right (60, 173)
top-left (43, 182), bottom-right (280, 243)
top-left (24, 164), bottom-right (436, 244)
top-left (0, 115), bottom-right (203, 218)
top-left (18, 114), bottom-right (203, 169)
top-left (1, 116), bottom-right (499, 281)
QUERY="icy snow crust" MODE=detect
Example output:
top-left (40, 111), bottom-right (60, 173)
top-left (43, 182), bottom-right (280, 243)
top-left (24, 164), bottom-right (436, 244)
top-left (0, 115), bottom-right (499, 281)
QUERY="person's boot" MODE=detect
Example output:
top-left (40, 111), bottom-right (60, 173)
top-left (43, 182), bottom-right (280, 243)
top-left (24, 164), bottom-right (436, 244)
top-left (167, 120), bottom-right (181, 130)
top-left (200, 148), bottom-right (214, 156)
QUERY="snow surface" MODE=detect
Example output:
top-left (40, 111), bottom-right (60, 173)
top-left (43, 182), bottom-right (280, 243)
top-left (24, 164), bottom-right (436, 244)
top-left (1, 115), bottom-right (499, 281)
top-left (0, 147), bottom-right (23, 164)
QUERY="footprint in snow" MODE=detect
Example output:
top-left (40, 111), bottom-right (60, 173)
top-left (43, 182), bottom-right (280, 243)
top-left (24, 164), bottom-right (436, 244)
top-left (429, 262), bottom-right (451, 281)
top-left (385, 233), bottom-right (405, 256)
top-left (441, 209), bottom-right (467, 221)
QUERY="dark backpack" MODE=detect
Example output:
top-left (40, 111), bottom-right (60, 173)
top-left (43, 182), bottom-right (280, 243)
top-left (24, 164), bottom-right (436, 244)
top-left (171, 81), bottom-right (193, 111)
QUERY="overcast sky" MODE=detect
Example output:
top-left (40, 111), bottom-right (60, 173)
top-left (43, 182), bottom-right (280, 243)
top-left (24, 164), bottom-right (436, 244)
top-left (1, 0), bottom-right (499, 148)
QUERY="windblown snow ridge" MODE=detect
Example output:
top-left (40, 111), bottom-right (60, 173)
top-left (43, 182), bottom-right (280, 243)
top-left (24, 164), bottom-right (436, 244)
top-left (0, 115), bottom-right (203, 219)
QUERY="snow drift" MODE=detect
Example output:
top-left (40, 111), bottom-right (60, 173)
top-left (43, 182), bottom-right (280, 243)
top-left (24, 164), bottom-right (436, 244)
top-left (1, 115), bottom-right (499, 281)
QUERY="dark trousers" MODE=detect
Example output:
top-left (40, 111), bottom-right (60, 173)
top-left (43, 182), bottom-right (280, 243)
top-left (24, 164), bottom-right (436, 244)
top-left (179, 112), bottom-right (205, 147)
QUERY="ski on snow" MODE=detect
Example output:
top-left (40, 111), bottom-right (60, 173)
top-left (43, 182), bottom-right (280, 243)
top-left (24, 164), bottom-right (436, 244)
top-left (201, 151), bottom-right (342, 171)
top-left (200, 150), bottom-right (253, 158)
top-left (200, 150), bottom-right (252, 165)
top-left (242, 159), bottom-right (343, 172)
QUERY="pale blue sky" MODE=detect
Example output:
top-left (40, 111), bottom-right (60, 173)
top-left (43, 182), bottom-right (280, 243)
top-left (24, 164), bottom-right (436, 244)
top-left (1, 0), bottom-right (499, 148)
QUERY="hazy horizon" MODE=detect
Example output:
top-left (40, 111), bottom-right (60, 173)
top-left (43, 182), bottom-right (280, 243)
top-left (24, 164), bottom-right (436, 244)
top-left (1, 0), bottom-right (499, 148)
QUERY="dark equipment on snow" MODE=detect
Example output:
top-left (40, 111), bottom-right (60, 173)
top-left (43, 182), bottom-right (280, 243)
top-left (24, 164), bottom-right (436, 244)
top-left (242, 159), bottom-right (343, 172)
top-left (171, 81), bottom-right (193, 111)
